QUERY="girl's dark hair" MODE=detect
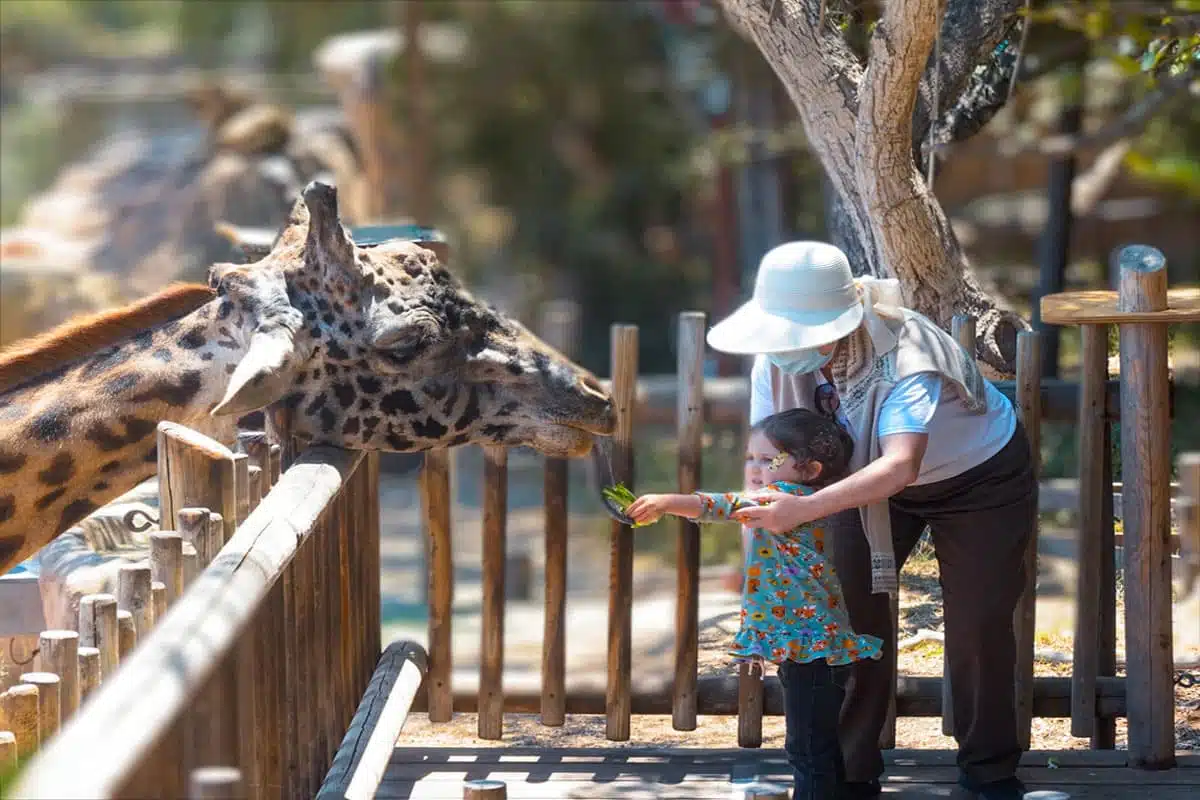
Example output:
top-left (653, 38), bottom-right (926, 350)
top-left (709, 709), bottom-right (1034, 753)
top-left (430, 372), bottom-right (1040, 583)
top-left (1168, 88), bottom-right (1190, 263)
top-left (751, 409), bottom-right (855, 487)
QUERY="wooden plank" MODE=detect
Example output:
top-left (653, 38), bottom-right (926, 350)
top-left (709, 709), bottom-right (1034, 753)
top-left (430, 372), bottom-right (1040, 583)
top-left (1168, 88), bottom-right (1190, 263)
top-left (157, 421), bottom-right (238, 545)
top-left (1072, 323), bottom-right (1108, 738)
top-left (673, 311), bottom-right (705, 733)
top-left (411, 673), bottom-right (1129, 719)
top-left (606, 324), bottom-right (638, 742)
top-left (316, 641), bottom-right (428, 800)
top-left (78, 593), bottom-right (118, 682)
top-left (736, 662), bottom-right (763, 749)
top-left (1115, 246), bottom-right (1175, 769)
top-left (9, 447), bottom-right (365, 799)
top-left (37, 631), bottom-right (78, 721)
top-left (117, 562), bottom-right (154, 640)
top-left (1014, 331), bottom-right (1042, 749)
top-left (19, 672), bottom-right (60, 742)
top-left (150, 531), bottom-right (185, 607)
top-left (1039, 285), bottom-right (1200, 325)
top-left (479, 446), bottom-right (508, 741)
top-left (421, 448), bottom-right (454, 723)
top-left (1, 684), bottom-right (39, 760)
top-left (1095, 412), bottom-right (1118, 749)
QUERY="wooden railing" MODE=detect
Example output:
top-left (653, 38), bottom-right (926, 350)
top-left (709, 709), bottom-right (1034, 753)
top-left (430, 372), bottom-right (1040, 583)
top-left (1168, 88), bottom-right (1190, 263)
top-left (6, 424), bottom-right (382, 798)
top-left (411, 309), bottom-right (1197, 762)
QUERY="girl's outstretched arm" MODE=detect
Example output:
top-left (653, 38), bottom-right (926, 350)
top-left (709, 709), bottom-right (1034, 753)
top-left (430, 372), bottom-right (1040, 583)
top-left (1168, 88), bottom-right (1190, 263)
top-left (626, 490), bottom-right (766, 526)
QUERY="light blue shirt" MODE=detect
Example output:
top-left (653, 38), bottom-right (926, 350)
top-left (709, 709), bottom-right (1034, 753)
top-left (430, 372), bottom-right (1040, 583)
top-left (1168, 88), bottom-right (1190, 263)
top-left (749, 357), bottom-right (1016, 485)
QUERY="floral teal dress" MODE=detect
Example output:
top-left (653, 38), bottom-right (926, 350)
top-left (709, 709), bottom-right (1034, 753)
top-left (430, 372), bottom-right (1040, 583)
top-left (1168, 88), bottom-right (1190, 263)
top-left (695, 481), bottom-right (884, 667)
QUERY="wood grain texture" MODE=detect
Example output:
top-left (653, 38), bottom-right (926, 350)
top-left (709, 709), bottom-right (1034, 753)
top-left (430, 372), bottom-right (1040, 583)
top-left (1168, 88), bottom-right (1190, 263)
top-left (118, 563), bottom-right (154, 640)
top-left (188, 766), bottom-right (243, 798)
top-left (2, 684), bottom-right (39, 759)
top-left (78, 593), bottom-right (118, 682)
top-left (1075, 326), bottom-right (1108, 738)
top-left (37, 630), bottom-right (78, 720)
top-left (1177, 453), bottom-right (1200, 594)
top-left (674, 312), bottom-right (705, 733)
top-left (479, 446), bottom-right (508, 741)
top-left (1040, 286), bottom-right (1199, 325)
top-left (538, 300), bottom-right (578, 730)
top-left (157, 421), bottom-right (238, 545)
top-left (317, 641), bottom-right (429, 800)
top-left (1094, 416), bottom-right (1118, 749)
top-left (421, 447), bottom-right (454, 723)
top-left (1014, 332), bottom-right (1042, 750)
top-left (1116, 251), bottom-right (1176, 768)
top-left (117, 610), bottom-right (136, 661)
top-left (0, 731), bottom-right (15, 768)
top-left (736, 662), bottom-right (763, 749)
top-left (19, 672), bottom-right (59, 742)
top-left (9, 448), bottom-right (365, 799)
top-left (151, 531), bottom-right (185, 606)
top-left (77, 647), bottom-right (100, 702)
top-left (606, 325), bottom-right (638, 742)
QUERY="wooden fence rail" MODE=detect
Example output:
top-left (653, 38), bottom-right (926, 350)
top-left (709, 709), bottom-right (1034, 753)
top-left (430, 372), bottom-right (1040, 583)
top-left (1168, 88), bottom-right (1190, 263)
top-left (7, 429), bottom-right (382, 799)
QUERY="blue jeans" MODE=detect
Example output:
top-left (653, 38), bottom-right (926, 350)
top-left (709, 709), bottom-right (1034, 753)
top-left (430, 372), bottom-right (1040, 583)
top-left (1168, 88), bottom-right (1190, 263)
top-left (778, 658), bottom-right (848, 800)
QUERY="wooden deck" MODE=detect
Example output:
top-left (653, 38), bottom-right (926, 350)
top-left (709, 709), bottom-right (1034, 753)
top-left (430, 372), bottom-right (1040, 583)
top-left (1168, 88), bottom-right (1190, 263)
top-left (377, 747), bottom-right (1199, 798)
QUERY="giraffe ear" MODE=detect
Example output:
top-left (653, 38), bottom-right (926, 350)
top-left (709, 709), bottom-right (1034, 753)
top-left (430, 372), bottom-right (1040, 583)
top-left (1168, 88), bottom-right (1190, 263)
top-left (211, 328), bottom-right (306, 417)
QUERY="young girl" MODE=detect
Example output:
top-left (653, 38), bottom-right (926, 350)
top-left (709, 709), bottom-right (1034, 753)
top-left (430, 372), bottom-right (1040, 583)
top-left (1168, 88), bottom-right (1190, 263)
top-left (626, 408), bottom-right (883, 800)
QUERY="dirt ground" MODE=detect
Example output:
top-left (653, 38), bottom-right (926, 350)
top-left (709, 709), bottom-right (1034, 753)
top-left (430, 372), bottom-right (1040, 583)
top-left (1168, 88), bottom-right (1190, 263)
top-left (400, 552), bottom-right (1200, 753)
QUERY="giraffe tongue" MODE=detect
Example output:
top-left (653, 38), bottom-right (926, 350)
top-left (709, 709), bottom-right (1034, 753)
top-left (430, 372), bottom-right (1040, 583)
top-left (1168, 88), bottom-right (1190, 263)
top-left (589, 437), bottom-right (636, 526)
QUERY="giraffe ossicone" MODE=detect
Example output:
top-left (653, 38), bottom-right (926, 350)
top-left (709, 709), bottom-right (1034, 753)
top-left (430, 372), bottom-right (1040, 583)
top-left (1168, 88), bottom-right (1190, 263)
top-left (0, 180), bottom-right (615, 574)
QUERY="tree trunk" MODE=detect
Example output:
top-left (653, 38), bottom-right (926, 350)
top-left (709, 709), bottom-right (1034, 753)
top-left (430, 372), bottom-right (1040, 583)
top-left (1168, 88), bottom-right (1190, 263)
top-left (717, 0), bottom-right (1029, 375)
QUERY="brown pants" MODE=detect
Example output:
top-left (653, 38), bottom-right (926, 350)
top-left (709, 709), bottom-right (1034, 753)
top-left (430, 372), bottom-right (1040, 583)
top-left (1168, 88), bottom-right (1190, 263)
top-left (827, 423), bottom-right (1037, 786)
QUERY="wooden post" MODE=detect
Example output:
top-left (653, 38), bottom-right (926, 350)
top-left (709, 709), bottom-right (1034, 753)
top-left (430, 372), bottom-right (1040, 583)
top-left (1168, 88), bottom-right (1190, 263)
top-left (237, 430), bottom-right (272, 491)
top-left (0, 731), bottom-right (14, 768)
top-left (151, 531), bottom-right (185, 605)
top-left (463, 779), bottom-right (507, 799)
top-left (674, 311), bottom-right (705, 732)
top-left (19, 672), bottom-right (60, 741)
top-left (422, 445), bottom-right (454, 723)
top-left (78, 647), bottom-right (101, 701)
top-left (117, 611), bottom-right (137, 660)
top-left (539, 299), bottom-right (578, 727)
top-left (2, 685), bottom-right (39, 760)
top-left (1072, 323), bottom-right (1108, 738)
top-left (208, 512), bottom-right (227, 555)
top-left (737, 661), bottom-right (764, 748)
top-left (182, 542), bottom-right (200, 587)
top-left (1014, 332), bottom-right (1042, 749)
top-left (179, 508), bottom-right (214, 567)
top-left (479, 446), bottom-right (508, 741)
top-left (946, 313), bottom-right (977, 737)
top-left (1116, 245), bottom-right (1174, 768)
top-left (152, 582), bottom-right (167, 626)
top-left (607, 324), bottom-right (638, 741)
top-left (37, 631), bottom-right (79, 720)
top-left (247, 465), bottom-right (264, 511)
top-left (79, 593), bottom-right (119, 681)
top-left (189, 766), bottom-right (243, 798)
top-left (233, 452), bottom-right (251, 527)
top-left (158, 421), bottom-right (238, 545)
top-left (118, 563), bottom-right (154, 640)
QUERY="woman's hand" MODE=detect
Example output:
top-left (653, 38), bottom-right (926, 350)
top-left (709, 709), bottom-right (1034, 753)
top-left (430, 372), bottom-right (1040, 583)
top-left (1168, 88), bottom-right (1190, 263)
top-left (732, 491), bottom-right (816, 533)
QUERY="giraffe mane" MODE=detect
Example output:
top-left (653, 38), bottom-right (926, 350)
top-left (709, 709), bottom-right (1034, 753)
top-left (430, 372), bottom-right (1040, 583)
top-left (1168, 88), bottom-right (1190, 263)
top-left (0, 282), bottom-right (216, 393)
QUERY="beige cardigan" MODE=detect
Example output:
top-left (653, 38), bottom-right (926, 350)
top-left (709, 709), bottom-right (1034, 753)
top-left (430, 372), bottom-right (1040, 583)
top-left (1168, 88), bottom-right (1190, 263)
top-left (769, 278), bottom-right (987, 595)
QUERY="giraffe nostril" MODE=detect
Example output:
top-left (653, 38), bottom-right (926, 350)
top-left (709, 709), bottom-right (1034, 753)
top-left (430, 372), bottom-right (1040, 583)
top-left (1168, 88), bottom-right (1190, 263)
top-left (579, 374), bottom-right (609, 402)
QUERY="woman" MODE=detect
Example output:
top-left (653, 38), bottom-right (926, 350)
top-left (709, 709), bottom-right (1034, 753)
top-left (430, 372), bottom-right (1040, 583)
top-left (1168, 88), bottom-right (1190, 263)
top-left (706, 241), bottom-right (1037, 800)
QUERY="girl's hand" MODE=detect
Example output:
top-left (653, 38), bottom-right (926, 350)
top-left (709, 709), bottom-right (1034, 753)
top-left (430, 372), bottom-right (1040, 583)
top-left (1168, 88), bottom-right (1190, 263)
top-left (625, 494), bottom-right (678, 526)
top-left (732, 491), bottom-right (814, 533)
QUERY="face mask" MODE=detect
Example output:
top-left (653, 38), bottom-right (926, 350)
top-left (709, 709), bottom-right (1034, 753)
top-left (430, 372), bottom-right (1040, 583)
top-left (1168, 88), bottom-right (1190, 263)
top-left (768, 347), bottom-right (833, 375)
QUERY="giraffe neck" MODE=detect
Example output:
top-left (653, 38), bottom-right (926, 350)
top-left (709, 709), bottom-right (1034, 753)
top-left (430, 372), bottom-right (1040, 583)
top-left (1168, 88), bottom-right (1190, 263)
top-left (0, 301), bottom-right (238, 572)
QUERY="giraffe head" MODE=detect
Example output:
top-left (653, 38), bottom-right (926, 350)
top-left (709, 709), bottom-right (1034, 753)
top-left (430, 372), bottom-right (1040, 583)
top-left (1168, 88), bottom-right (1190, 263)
top-left (206, 181), bottom-right (614, 457)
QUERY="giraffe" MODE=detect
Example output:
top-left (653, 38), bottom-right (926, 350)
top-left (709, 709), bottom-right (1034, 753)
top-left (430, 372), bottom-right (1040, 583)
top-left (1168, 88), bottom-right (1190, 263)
top-left (0, 180), bottom-right (614, 574)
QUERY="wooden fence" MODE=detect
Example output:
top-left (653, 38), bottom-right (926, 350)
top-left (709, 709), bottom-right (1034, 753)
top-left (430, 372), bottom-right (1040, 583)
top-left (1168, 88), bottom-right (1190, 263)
top-left (410, 309), bottom-right (1197, 763)
top-left (4, 421), bottom-right (382, 798)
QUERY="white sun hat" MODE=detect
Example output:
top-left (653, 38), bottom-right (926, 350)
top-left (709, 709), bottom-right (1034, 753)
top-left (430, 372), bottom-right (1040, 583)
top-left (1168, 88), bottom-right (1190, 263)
top-left (706, 241), bottom-right (864, 354)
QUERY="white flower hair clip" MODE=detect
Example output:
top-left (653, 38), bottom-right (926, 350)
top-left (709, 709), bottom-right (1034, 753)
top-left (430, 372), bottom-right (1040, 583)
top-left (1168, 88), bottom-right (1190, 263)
top-left (768, 452), bottom-right (789, 471)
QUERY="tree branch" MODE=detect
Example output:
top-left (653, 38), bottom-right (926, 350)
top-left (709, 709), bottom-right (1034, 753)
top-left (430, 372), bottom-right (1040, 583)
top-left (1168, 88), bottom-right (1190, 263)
top-left (911, 0), bottom-right (1026, 163)
top-left (998, 68), bottom-right (1198, 157)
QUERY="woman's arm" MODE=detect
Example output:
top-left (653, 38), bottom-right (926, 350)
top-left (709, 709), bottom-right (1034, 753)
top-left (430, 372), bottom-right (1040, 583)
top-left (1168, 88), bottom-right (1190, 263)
top-left (731, 432), bottom-right (929, 532)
